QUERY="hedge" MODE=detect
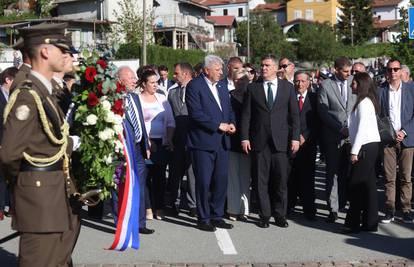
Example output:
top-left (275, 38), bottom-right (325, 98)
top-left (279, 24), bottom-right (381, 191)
top-left (115, 43), bottom-right (206, 73)
top-left (338, 43), bottom-right (394, 59)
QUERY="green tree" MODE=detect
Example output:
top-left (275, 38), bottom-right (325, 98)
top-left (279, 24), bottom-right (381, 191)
top-left (293, 23), bottom-right (341, 65)
top-left (337, 0), bottom-right (374, 45)
top-left (110, 0), bottom-right (153, 45)
top-left (236, 12), bottom-right (294, 64)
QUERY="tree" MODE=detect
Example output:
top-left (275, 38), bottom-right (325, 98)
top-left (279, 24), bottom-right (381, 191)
top-left (337, 0), bottom-right (374, 45)
top-left (109, 0), bottom-right (153, 45)
top-left (236, 12), bottom-right (294, 64)
top-left (293, 23), bottom-right (341, 65)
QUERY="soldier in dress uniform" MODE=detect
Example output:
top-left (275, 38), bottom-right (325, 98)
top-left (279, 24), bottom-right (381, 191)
top-left (0, 23), bottom-right (81, 267)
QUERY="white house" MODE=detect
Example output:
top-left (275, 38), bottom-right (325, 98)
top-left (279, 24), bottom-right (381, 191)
top-left (193, 0), bottom-right (265, 22)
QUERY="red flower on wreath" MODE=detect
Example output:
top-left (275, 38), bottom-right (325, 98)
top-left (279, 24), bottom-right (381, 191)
top-left (85, 67), bottom-right (97, 83)
top-left (87, 92), bottom-right (99, 107)
top-left (112, 99), bottom-right (124, 116)
top-left (97, 82), bottom-right (103, 95)
top-left (116, 82), bottom-right (126, 94)
top-left (96, 59), bottom-right (107, 70)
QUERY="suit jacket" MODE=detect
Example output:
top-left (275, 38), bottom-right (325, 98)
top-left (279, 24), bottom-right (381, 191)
top-left (158, 79), bottom-right (175, 91)
top-left (185, 74), bottom-right (235, 151)
top-left (318, 76), bottom-right (356, 143)
top-left (124, 92), bottom-right (150, 155)
top-left (240, 79), bottom-right (300, 152)
top-left (299, 91), bottom-right (319, 144)
top-left (168, 84), bottom-right (189, 147)
top-left (378, 82), bottom-right (414, 147)
top-left (0, 88), bottom-right (8, 142)
top-left (0, 73), bottom-right (74, 232)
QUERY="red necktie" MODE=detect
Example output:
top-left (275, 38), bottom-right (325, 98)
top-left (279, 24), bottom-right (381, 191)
top-left (299, 95), bottom-right (304, 111)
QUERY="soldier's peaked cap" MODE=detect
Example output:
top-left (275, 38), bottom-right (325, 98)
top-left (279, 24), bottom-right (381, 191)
top-left (19, 23), bottom-right (70, 51)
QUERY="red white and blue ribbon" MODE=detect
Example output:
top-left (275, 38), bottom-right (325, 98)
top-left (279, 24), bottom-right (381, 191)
top-left (109, 123), bottom-right (140, 250)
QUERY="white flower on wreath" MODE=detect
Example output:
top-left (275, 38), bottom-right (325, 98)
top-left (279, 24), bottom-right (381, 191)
top-left (113, 124), bottom-right (123, 135)
top-left (83, 114), bottom-right (98, 126)
top-left (103, 154), bottom-right (113, 164)
top-left (102, 100), bottom-right (111, 111)
top-left (105, 110), bottom-right (116, 123)
top-left (98, 128), bottom-right (115, 141)
top-left (113, 114), bottom-right (123, 125)
top-left (114, 140), bottom-right (124, 153)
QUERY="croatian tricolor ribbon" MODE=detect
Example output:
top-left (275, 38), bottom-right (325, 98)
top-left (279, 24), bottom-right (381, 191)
top-left (109, 122), bottom-right (140, 250)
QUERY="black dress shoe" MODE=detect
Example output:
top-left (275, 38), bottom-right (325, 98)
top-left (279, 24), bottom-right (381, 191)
top-left (139, 227), bottom-right (155, 234)
top-left (237, 215), bottom-right (248, 222)
top-left (326, 212), bottom-right (338, 223)
top-left (197, 222), bottom-right (216, 232)
top-left (211, 219), bottom-right (234, 229)
top-left (274, 216), bottom-right (289, 228)
top-left (257, 220), bottom-right (270, 228)
top-left (189, 208), bottom-right (197, 218)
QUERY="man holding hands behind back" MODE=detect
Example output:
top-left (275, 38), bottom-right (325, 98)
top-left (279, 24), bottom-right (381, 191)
top-left (185, 55), bottom-right (236, 232)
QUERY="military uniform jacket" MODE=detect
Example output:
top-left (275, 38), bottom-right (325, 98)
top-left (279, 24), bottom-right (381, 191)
top-left (0, 72), bottom-right (74, 233)
top-left (9, 63), bottom-right (31, 94)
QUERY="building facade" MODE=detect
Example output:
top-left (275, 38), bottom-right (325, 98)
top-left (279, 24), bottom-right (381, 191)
top-left (286, 0), bottom-right (340, 25)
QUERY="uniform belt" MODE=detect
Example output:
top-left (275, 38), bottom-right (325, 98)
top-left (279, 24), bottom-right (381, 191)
top-left (20, 160), bottom-right (63, 172)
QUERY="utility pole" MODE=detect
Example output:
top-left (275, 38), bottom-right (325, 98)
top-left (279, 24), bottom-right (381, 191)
top-left (247, 0), bottom-right (250, 62)
top-left (142, 0), bottom-right (147, 66)
top-left (350, 12), bottom-right (354, 46)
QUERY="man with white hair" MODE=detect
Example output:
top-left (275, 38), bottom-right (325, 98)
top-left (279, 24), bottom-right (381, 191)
top-left (186, 55), bottom-right (236, 231)
top-left (401, 65), bottom-right (411, 83)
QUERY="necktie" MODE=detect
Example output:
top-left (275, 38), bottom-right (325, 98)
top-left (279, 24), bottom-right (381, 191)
top-left (267, 82), bottom-right (273, 109)
top-left (179, 86), bottom-right (184, 103)
top-left (340, 82), bottom-right (346, 103)
top-left (299, 95), bottom-right (304, 111)
top-left (126, 94), bottom-right (142, 143)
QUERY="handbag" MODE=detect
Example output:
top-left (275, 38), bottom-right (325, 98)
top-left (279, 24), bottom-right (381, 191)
top-left (376, 115), bottom-right (396, 145)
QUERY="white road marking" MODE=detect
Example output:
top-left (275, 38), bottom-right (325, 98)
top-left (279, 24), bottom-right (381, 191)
top-left (214, 228), bottom-right (237, 255)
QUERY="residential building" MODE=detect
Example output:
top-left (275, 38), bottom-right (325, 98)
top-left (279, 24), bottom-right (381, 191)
top-left (206, 15), bottom-right (237, 55)
top-left (154, 0), bottom-right (214, 51)
top-left (253, 3), bottom-right (286, 25)
top-left (286, 0), bottom-right (340, 25)
top-left (194, 0), bottom-right (265, 21)
top-left (372, 0), bottom-right (410, 43)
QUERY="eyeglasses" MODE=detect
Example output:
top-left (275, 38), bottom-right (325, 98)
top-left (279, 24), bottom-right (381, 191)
top-left (279, 64), bottom-right (291, 69)
top-left (351, 70), bottom-right (360, 75)
top-left (387, 67), bottom-right (401, 73)
top-left (247, 69), bottom-right (255, 75)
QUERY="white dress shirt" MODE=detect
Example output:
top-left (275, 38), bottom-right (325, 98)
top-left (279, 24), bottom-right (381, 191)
top-left (297, 89), bottom-right (308, 101)
top-left (204, 76), bottom-right (222, 110)
top-left (263, 78), bottom-right (278, 102)
top-left (388, 82), bottom-right (402, 132)
top-left (348, 97), bottom-right (380, 155)
top-left (0, 86), bottom-right (9, 102)
top-left (227, 78), bottom-right (235, 91)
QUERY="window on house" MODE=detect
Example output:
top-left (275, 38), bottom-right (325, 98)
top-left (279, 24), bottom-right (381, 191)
top-left (223, 9), bottom-right (228, 15)
top-left (305, 9), bottom-right (314, 20)
top-left (294, 10), bottom-right (302, 19)
top-left (238, 8), bottom-right (243, 17)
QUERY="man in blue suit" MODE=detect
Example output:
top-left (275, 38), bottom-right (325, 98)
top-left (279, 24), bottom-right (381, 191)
top-left (186, 55), bottom-right (236, 231)
top-left (378, 59), bottom-right (414, 224)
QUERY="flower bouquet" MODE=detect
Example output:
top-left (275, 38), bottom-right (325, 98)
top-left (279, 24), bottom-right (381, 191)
top-left (71, 52), bottom-right (127, 199)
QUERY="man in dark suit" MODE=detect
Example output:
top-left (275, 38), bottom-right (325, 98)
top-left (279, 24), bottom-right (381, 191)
top-left (288, 71), bottom-right (319, 221)
top-left (158, 65), bottom-right (175, 94)
top-left (318, 56), bottom-right (356, 223)
top-left (378, 59), bottom-right (414, 224)
top-left (186, 55), bottom-right (236, 232)
top-left (0, 67), bottom-right (18, 220)
top-left (167, 62), bottom-right (197, 217)
top-left (240, 54), bottom-right (300, 228)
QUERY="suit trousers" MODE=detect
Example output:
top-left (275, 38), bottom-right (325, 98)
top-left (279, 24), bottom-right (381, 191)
top-left (254, 145), bottom-right (289, 219)
top-left (324, 141), bottom-right (350, 213)
top-left (227, 151), bottom-right (251, 215)
top-left (146, 139), bottom-right (167, 211)
top-left (168, 144), bottom-right (196, 209)
top-left (19, 199), bottom-right (81, 267)
top-left (288, 142), bottom-right (317, 216)
top-left (383, 143), bottom-right (413, 213)
top-left (345, 142), bottom-right (379, 230)
top-left (191, 148), bottom-right (228, 223)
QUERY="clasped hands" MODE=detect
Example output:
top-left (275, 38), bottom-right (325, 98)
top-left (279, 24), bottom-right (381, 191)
top-left (219, 123), bottom-right (236, 134)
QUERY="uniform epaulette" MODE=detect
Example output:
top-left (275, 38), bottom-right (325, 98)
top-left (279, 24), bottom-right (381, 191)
top-left (16, 79), bottom-right (33, 90)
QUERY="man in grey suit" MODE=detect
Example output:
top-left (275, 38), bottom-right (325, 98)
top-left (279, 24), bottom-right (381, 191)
top-left (318, 57), bottom-right (356, 223)
top-left (167, 62), bottom-right (197, 217)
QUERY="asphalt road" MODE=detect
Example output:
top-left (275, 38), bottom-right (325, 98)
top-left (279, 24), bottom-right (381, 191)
top-left (0, 164), bottom-right (413, 266)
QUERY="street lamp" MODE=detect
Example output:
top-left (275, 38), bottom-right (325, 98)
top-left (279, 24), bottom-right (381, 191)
top-left (247, 0), bottom-right (250, 62)
top-left (142, 0), bottom-right (147, 66)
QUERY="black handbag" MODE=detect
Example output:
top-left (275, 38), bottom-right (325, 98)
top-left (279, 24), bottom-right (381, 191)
top-left (376, 115), bottom-right (396, 145)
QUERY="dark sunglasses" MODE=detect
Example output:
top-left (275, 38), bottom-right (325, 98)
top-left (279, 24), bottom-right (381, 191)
top-left (351, 70), bottom-right (360, 75)
top-left (247, 69), bottom-right (255, 74)
top-left (387, 67), bottom-right (401, 72)
top-left (279, 64), bottom-right (290, 69)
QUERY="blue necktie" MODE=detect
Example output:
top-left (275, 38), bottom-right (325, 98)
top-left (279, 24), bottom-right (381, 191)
top-left (267, 82), bottom-right (273, 109)
top-left (126, 94), bottom-right (142, 143)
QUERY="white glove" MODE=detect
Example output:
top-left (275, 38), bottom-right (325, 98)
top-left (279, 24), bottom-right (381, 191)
top-left (70, 135), bottom-right (81, 151)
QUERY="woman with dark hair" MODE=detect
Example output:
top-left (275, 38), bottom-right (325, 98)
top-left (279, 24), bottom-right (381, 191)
top-left (139, 69), bottom-right (175, 220)
top-left (344, 72), bottom-right (381, 233)
top-left (243, 63), bottom-right (257, 83)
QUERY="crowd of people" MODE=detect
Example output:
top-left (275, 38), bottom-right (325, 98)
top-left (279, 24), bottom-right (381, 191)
top-left (0, 22), bottom-right (413, 266)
